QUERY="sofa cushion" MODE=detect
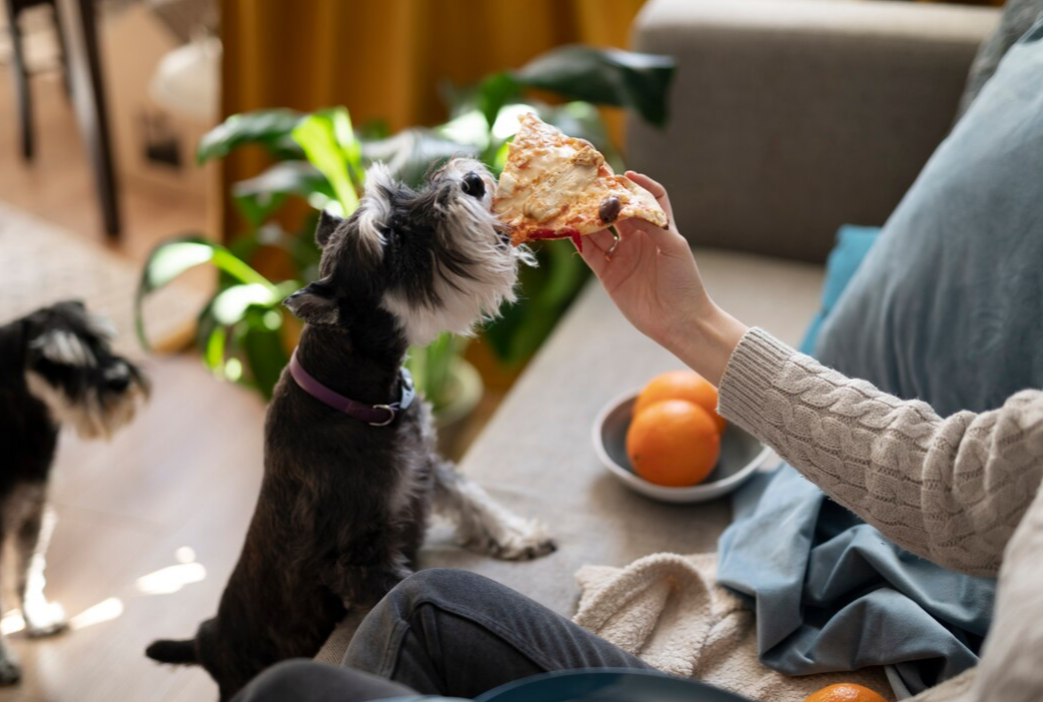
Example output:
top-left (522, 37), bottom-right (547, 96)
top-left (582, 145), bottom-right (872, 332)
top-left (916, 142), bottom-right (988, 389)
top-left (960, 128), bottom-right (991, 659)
top-left (799, 225), bottom-right (880, 355)
top-left (816, 22), bottom-right (1043, 417)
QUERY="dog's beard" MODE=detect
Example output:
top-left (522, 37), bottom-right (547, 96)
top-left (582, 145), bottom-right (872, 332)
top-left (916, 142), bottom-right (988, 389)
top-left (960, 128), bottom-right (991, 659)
top-left (382, 164), bottom-right (536, 347)
top-left (25, 369), bottom-right (146, 440)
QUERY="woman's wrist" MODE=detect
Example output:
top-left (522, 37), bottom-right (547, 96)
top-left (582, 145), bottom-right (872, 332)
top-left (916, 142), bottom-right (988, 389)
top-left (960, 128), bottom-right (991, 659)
top-left (663, 303), bottom-right (748, 387)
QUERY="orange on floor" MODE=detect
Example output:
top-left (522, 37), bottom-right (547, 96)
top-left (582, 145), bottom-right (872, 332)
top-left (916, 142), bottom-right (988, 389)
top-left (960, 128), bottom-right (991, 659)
top-left (804, 683), bottom-right (889, 702)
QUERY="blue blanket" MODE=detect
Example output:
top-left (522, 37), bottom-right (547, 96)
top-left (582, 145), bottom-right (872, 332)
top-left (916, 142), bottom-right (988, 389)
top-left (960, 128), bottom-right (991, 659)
top-left (717, 466), bottom-right (995, 696)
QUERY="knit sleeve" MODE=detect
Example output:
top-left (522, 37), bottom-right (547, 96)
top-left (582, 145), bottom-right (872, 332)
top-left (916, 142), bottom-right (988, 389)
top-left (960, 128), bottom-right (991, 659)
top-left (718, 327), bottom-right (1043, 577)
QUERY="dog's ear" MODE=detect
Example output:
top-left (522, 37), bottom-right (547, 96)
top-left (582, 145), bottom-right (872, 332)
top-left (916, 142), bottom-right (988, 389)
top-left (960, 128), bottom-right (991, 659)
top-left (284, 278), bottom-right (339, 325)
top-left (353, 164), bottom-right (398, 256)
top-left (315, 210), bottom-right (344, 249)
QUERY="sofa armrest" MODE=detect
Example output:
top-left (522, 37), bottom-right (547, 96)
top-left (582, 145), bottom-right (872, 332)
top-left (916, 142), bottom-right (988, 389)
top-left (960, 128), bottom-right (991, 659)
top-left (627, 0), bottom-right (999, 263)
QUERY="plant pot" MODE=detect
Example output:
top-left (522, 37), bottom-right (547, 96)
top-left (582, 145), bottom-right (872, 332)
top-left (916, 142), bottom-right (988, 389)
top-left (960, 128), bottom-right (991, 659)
top-left (433, 359), bottom-right (484, 459)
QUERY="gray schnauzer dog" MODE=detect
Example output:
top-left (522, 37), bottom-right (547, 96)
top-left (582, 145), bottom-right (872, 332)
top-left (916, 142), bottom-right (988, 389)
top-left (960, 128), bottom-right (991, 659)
top-left (0, 300), bottom-right (149, 684)
top-left (146, 159), bottom-right (556, 700)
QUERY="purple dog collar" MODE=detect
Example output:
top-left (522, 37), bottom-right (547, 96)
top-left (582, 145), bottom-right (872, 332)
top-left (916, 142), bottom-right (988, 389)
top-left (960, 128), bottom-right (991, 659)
top-left (289, 349), bottom-right (415, 427)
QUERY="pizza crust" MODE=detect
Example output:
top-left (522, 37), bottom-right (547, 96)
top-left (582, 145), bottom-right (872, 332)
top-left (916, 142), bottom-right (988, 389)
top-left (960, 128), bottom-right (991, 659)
top-left (493, 113), bottom-right (669, 246)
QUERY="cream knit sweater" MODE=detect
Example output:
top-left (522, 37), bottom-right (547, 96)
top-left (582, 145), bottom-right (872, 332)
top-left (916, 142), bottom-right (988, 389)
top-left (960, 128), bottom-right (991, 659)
top-left (717, 328), bottom-right (1043, 702)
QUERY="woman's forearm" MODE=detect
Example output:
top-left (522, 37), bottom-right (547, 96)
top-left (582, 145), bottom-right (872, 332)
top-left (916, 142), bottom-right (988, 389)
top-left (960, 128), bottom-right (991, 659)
top-left (661, 303), bottom-right (748, 388)
top-left (715, 327), bottom-right (1043, 577)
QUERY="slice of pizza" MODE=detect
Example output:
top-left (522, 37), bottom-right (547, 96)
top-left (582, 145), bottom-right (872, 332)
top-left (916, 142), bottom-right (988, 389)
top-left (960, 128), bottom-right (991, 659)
top-left (492, 113), bottom-right (669, 248)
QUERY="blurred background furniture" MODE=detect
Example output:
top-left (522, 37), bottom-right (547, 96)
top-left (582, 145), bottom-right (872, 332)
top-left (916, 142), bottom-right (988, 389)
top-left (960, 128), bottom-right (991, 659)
top-left (627, 0), bottom-right (1000, 262)
top-left (4, 0), bottom-right (67, 159)
top-left (3, 0), bottom-right (121, 236)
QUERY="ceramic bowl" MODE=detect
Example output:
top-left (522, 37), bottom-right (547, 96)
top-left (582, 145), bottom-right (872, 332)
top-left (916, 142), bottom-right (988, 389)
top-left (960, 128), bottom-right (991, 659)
top-left (592, 390), bottom-right (773, 503)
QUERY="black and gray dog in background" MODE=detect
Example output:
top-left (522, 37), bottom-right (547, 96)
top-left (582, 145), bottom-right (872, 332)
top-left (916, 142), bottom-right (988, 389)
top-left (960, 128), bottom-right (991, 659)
top-left (146, 159), bottom-right (556, 699)
top-left (0, 301), bottom-right (149, 684)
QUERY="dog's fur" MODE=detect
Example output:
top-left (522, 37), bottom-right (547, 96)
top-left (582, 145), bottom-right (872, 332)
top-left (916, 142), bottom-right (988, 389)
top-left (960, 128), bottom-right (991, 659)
top-left (145, 159), bottom-right (555, 699)
top-left (0, 301), bottom-right (148, 684)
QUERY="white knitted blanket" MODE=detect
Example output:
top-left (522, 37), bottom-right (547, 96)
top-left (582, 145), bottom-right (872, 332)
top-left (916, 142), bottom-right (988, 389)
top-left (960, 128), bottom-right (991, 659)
top-left (573, 552), bottom-right (895, 702)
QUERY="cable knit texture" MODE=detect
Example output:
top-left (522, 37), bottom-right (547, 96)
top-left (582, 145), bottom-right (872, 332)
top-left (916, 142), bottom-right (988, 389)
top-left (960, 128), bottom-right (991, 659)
top-left (719, 328), bottom-right (1043, 577)
top-left (718, 328), bottom-right (1043, 702)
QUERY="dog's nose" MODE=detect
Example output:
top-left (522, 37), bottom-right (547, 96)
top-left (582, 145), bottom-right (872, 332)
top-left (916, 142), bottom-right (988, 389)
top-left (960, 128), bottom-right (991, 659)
top-left (104, 363), bottom-right (132, 392)
top-left (461, 171), bottom-right (486, 199)
top-left (107, 374), bottom-right (131, 392)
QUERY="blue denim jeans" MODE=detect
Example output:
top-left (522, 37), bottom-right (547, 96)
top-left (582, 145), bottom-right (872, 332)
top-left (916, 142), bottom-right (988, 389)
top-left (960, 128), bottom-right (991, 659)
top-left (232, 568), bottom-right (650, 702)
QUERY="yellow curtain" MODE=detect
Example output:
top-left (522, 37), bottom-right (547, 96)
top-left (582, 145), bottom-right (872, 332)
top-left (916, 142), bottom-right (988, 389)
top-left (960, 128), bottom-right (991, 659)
top-left (219, 0), bottom-right (647, 238)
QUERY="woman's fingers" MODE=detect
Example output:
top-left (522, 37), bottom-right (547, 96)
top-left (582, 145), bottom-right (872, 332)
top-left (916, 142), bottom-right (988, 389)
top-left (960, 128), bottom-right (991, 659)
top-left (626, 171), bottom-right (675, 221)
top-left (585, 229), bottom-right (615, 253)
top-left (576, 238), bottom-right (609, 277)
top-left (619, 217), bottom-right (688, 258)
top-left (625, 171), bottom-right (665, 197)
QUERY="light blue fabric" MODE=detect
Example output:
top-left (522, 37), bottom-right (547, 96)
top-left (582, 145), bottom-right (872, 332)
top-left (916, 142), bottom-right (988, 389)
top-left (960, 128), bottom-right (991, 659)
top-left (815, 21), bottom-right (1043, 417)
top-left (798, 225), bottom-right (881, 355)
top-left (717, 467), bottom-right (996, 696)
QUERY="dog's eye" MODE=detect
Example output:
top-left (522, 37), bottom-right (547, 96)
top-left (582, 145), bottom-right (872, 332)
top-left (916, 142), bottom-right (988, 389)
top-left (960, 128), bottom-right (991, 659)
top-left (461, 172), bottom-right (485, 199)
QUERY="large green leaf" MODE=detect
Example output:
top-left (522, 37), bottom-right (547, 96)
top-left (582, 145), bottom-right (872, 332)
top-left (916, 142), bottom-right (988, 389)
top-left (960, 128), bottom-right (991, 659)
top-left (139, 236), bottom-right (275, 293)
top-left (232, 161), bottom-right (336, 227)
top-left (241, 309), bottom-right (290, 399)
top-left (512, 46), bottom-right (675, 127)
top-left (135, 235), bottom-right (277, 349)
top-left (292, 108), bottom-right (362, 215)
top-left (483, 245), bottom-right (590, 365)
top-left (209, 283), bottom-right (284, 325)
top-left (361, 129), bottom-right (480, 189)
top-left (437, 110), bottom-right (493, 152)
top-left (474, 72), bottom-right (523, 130)
top-left (193, 282), bottom-right (296, 394)
top-left (406, 333), bottom-right (467, 410)
top-left (197, 109), bottom-right (304, 164)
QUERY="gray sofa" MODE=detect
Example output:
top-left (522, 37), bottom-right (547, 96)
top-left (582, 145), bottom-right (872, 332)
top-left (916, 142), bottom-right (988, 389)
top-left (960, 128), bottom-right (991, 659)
top-left (319, 0), bottom-right (999, 663)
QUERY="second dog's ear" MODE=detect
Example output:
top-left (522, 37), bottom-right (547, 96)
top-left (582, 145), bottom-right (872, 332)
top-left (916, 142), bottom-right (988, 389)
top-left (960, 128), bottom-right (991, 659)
top-left (284, 279), bottom-right (339, 325)
top-left (315, 210), bottom-right (344, 249)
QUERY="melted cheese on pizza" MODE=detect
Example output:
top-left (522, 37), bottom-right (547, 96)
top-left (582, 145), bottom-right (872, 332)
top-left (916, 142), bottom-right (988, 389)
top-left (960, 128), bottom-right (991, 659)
top-left (493, 113), bottom-right (668, 246)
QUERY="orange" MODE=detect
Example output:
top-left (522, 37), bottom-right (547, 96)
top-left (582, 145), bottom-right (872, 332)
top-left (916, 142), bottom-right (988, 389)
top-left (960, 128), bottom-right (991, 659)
top-left (634, 370), bottom-right (727, 434)
top-left (803, 683), bottom-right (889, 702)
top-left (626, 400), bottom-right (720, 487)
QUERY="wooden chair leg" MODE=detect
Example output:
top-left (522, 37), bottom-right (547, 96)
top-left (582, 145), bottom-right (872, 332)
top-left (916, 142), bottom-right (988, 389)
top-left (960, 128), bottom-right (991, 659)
top-left (50, 1), bottom-right (73, 98)
top-left (4, 0), bottom-right (34, 160)
top-left (54, 0), bottom-right (121, 238)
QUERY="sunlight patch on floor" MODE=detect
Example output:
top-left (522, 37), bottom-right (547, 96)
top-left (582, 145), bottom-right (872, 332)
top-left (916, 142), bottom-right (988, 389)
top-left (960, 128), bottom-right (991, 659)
top-left (2, 597), bottom-right (126, 634)
top-left (69, 597), bottom-right (124, 631)
top-left (1, 611), bottom-right (24, 636)
top-left (136, 547), bottom-right (206, 595)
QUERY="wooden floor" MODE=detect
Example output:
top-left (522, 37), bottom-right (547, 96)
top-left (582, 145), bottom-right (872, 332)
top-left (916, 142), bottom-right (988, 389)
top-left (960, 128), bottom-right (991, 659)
top-left (7, 357), bottom-right (267, 702)
top-left (1, 66), bottom-right (264, 700)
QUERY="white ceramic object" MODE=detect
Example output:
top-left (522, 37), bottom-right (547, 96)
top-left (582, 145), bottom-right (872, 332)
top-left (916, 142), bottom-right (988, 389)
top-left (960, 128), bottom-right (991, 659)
top-left (592, 390), bottom-right (774, 503)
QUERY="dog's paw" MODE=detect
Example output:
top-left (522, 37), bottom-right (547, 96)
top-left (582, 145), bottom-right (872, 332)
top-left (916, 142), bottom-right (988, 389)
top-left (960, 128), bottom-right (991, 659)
top-left (24, 601), bottom-right (67, 638)
top-left (0, 656), bottom-right (21, 685)
top-left (478, 519), bottom-right (557, 561)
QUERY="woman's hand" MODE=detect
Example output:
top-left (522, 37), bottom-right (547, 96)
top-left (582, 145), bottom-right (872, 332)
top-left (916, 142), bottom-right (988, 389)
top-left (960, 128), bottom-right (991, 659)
top-left (577, 172), bottom-right (748, 385)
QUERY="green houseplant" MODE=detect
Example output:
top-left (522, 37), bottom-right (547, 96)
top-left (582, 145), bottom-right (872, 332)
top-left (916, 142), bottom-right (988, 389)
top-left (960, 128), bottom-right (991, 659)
top-left (136, 46), bottom-right (674, 422)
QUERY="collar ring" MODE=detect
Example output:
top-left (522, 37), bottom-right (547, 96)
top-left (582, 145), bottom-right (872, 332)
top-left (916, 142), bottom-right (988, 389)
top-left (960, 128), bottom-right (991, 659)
top-left (369, 404), bottom-right (397, 427)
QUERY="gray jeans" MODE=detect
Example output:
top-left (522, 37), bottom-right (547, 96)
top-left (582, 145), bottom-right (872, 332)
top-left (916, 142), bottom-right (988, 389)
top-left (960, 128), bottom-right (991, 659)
top-left (232, 568), bottom-right (650, 701)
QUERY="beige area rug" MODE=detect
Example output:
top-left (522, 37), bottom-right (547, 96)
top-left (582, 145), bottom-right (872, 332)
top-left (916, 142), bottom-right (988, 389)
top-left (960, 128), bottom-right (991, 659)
top-left (0, 202), bottom-right (207, 356)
